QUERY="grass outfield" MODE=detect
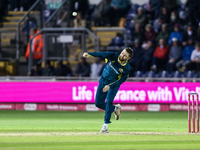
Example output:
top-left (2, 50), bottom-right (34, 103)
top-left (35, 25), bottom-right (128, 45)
top-left (0, 110), bottom-right (200, 150)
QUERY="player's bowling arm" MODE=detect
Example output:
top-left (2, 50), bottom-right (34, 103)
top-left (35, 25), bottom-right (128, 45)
top-left (87, 52), bottom-right (116, 61)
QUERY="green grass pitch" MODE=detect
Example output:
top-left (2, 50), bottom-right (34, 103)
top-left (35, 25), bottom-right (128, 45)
top-left (0, 110), bottom-right (200, 150)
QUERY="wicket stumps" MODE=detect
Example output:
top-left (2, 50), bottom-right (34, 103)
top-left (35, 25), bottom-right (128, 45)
top-left (188, 93), bottom-right (199, 133)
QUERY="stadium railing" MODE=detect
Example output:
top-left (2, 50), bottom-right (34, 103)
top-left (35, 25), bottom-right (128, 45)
top-left (0, 76), bottom-right (199, 82)
top-left (28, 27), bottom-right (100, 72)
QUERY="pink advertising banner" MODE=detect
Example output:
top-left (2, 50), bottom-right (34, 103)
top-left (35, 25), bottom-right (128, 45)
top-left (0, 82), bottom-right (199, 103)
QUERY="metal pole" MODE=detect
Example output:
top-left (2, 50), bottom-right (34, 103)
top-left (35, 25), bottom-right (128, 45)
top-left (81, 32), bottom-right (85, 52)
top-left (63, 31), bottom-right (66, 59)
top-left (83, 31), bottom-right (86, 52)
top-left (29, 39), bottom-right (33, 73)
top-left (40, 0), bottom-right (44, 28)
top-left (27, 14), bottom-right (30, 44)
top-left (43, 32), bottom-right (46, 68)
top-left (66, 0), bottom-right (71, 27)
top-left (124, 30), bottom-right (128, 47)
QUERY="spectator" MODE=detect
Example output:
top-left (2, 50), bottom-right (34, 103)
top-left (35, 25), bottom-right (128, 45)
top-left (145, 24), bottom-right (156, 42)
top-left (92, 0), bottom-right (112, 26)
top-left (188, 43), bottom-right (200, 72)
top-left (185, 0), bottom-right (200, 26)
top-left (105, 0), bottom-right (131, 26)
top-left (182, 23), bottom-right (196, 47)
top-left (74, 12), bottom-right (86, 28)
top-left (56, 1), bottom-right (68, 26)
top-left (158, 7), bottom-right (170, 24)
top-left (153, 7), bottom-right (169, 33)
top-left (197, 23), bottom-right (200, 41)
top-left (176, 38), bottom-right (194, 72)
top-left (168, 23), bottom-right (183, 45)
top-left (90, 57), bottom-right (103, 77)
top-left (129, 39), bottom-right (144, 72)
top-left (151, 39), bottom-right (169, 72)
top-left (156, 24), bottom-right (169, 43)
top-left (54, 60), bottom-right (72, 76)
top-left (109, 33), bottom-right (124, 47)
top-left (42, 61), bottom-right (54, 76)
top-left (25, 28), bottom-right (43, 64)
top-left (131, 24), bottom-right (144, 44)
top-left (166, 38), bottom-right (182, 73)
top-left (168, 11), bottom-right (180, 32)
top-left (179, 10), bottom-right (188, 26)
top-left (75, 57), bottom-right (90, 77)
top-left (140, 41), bottom-right (155, 73)
top-left (57, 0), bottom-right (89, 26)
top-left (29, 65), bottom-right (41, 76)
top-left (64, 60), bottom-right (73, 76)
top-left (162, 0), bottom-right (178, 12)
top-left (149, 0), bottom-right (162, 20)
top-left (134, 7), bottom-right (147, 27)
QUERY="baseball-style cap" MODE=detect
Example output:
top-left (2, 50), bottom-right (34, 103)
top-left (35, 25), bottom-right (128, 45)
top-left (172, 37), bottom-right (178, 42)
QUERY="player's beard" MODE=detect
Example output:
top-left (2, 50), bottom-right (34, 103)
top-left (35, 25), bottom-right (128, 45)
top-left (119, 56), bottom-right (126, 61)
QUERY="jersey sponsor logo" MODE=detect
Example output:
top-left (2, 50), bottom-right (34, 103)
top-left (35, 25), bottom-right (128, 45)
top-left (109, 62), bottom-right (120, 74)
top-left (119, 68), bottom-right (123, 73)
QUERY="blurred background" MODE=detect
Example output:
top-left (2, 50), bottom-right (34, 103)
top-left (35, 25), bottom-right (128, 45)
top-left (0, 0), bottom-right (199, 112)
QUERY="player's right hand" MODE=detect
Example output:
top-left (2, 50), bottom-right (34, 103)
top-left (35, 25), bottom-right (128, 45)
top-left (83, 52), bottom-right (89, 58)
top-left (103, 85), bottom-right (110, 92)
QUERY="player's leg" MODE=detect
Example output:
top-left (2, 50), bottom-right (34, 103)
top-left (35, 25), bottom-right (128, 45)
top-left (95, 81), bottom-right (107, 110)
top-left (100, 85), bottom-right (120, 133)
top-left (104, 85), bottom-right (120, 124)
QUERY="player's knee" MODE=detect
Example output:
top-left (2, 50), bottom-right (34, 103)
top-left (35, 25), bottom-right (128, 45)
top-left (106, 101), bottom-right (113, 105)
top-left (95, 102), bottom-right (100, 108)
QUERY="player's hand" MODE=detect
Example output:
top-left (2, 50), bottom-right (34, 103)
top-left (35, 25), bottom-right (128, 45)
top-left (83, 52), bottom-right (89, 58)
top-left (103, 85), bottom-right (110, 92)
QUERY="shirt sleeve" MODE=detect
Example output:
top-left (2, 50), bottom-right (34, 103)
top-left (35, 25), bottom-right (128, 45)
top-left (88, 52), bottom-right (117, 61)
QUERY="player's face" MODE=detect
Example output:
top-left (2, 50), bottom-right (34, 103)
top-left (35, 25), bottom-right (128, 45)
top-left (119, 50), bottom-right (130, 61)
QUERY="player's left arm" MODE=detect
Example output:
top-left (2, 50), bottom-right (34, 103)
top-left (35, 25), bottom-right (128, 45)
top-left (103, 74), bottom-right (128, 92)
top-left (108, 73), bottom-right (128, 89)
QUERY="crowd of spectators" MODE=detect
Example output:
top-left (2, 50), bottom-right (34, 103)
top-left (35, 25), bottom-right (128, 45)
top-left (29, 0), bottom-right (200, 77)
top-left (91, 0), bottom-right (200, 77)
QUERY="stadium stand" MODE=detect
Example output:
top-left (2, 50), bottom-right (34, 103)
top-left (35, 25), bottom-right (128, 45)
top-left (0, 0), bottom-right (200, 78)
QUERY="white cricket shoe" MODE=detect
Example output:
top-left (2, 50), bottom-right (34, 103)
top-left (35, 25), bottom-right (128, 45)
top-left (114, 104), bottom-right (121, 120)
top-left (100, 125), bottom-right (109, 133)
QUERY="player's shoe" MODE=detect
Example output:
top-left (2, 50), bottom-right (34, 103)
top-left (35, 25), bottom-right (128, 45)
top-left (100, 125), bottom-right (109, 133)
top-left (114, 104), bottom-right (121, 120)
